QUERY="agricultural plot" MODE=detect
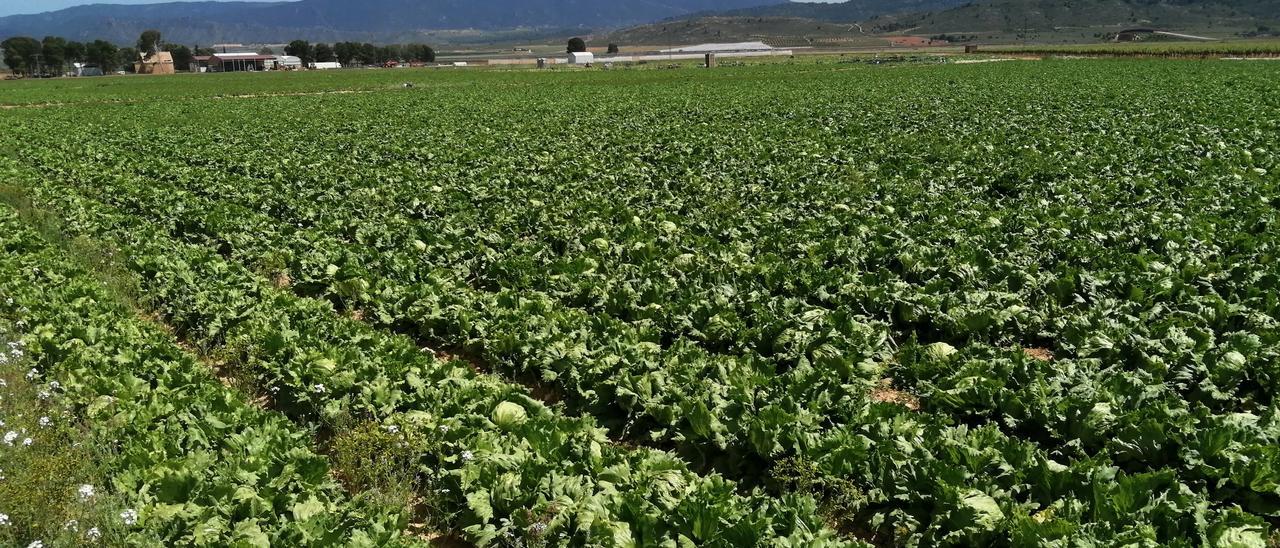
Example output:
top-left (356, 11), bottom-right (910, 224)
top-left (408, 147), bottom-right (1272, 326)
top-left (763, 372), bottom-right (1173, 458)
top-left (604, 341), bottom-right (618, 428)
top-left (0, 59), bottom-right (1277, 546)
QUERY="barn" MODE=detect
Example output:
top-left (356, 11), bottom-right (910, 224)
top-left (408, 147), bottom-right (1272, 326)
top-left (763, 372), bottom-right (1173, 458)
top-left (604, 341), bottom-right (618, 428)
top-left (209, 53), bottom-right (275, 72)
top-left (135, 52), bottom-right (176, 75)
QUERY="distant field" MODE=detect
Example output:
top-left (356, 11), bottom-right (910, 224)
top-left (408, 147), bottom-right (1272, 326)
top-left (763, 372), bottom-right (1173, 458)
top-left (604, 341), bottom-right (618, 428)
top-left (1, 59), bottom-right (1279, 546)
top-left (985, 38), bottom-right (1280, 56)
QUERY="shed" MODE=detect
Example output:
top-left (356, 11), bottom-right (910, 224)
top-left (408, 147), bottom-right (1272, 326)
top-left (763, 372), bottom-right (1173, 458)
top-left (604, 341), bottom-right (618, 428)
top-left (136, 51), bottom-right (176, 75)
top-left (72, 63), bottom-right (103, 77)
top-left (275, 55), bottom-right (303, 70)
top-left (568, 51), bottom-right (594, 65)
top-left (210, 53), bottom-right (275, 72)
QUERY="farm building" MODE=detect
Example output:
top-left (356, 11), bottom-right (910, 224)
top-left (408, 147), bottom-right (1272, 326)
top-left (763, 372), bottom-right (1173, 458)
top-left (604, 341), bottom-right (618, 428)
top-left (275, 55), bottom-right (303, 70)
top-left (310, 61), bottom-right (342, 70)
top-left (72, 63), bottom-right (103, 77)
top-left (568, 51), bottom-right (594, 65)
top-left (659, 42), bottom-right (774, 54)
top-left (209, 53), bottom-right (275, 72)
top-left (135, 51), bottom-right (176, 75)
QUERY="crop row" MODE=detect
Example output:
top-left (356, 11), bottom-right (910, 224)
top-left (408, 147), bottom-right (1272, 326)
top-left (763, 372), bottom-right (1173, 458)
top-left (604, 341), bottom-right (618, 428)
top-left (0, 169), bottom-right (851, 546)
top-left (10, 60), bottom-right (1280, 467)
top-left (0, 206), bottom-right (415, 546)
top-left (3, 60), bottom-right (1278, 543)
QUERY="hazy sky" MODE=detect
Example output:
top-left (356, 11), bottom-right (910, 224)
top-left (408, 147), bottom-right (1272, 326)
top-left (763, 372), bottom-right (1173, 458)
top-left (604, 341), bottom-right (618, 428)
top-left (2, 0), bottom-right (840, 18)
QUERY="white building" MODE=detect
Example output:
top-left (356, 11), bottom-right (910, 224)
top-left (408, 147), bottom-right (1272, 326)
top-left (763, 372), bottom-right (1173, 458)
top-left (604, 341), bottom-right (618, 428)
top-left (659, 42), bottom-right (774, 54)
top-left (310, 61), bottom-right (342, 70)
top-left (275, 55), bottom-right (303, 70)
top-left (71, 62), bottom-right (103, 77)
top-left (568, 51), bottom-right (594, 65)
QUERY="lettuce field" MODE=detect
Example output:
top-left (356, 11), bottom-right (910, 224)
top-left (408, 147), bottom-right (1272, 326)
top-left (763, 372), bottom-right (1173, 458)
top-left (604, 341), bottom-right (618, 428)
top-left (0, 58), bottom-right (1278, 546)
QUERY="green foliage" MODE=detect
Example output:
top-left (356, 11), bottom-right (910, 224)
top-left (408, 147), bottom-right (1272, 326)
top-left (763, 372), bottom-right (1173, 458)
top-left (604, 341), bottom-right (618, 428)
top-left (1, 36), bottom-right (40, 75)
top-left (0, 325), bottom-right (131, 546)
top-left (136, 29), bottom-right (161, 55)
top-left (84, 40), bottom-right (118, 72)
top-left (0, 59), bottom-right (1277, 545)
top-left (285, 40), bottom-right (313, 64)
top-left (0, 209), bottom-right (417, 545)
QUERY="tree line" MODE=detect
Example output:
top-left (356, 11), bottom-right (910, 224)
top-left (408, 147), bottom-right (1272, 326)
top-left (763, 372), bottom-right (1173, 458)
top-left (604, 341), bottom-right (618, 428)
top-left (1, 30), bottom-right (205, 76)
top-left (283, 40), bottom-right (435, 65)
top-left (3, 29), bottom-right (439, 76)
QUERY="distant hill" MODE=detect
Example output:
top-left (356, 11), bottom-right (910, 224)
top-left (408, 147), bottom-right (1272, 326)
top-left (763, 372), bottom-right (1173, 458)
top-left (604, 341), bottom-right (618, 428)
top-left (0, 0), bottom-right (778, 44)
top-left (713, 0), bottom-right (969, 21)
top-left (867, 0), bottom-right (1280, 35)
top-left (614, 0), bottom-right (1280, 45)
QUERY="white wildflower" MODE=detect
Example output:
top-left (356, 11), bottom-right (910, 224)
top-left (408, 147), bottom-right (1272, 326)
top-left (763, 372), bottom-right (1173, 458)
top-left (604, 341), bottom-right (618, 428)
top-left (27, 541), bottom-right (43, 548)
top-left (120, 508), bottom-right (138, 525)
top-left (0, 379), bottom-right (6, 387)
top-left (78, 484), bottom-right (95, 500)
top-left (312, 384), bottom-right (326, 394)
top-left (21, 437), bottom-right (32, 446)
top-left (39, 416), bottom-right (51, 428)
top-left (385, 424), bottom-right (399, 433)
top-left (48, 381), bottom-right (60, 391)
top-left (438, 425), bottom-right (449, 432)
top-left (86, 527), bottom-right (101, 541)
top-left (460, 450), bottom-right (474, 461)
top-left (37, 390), bottom-right (50, 400)
top-left (26, 368), bottom-right (39, 380)
top-left (2, 431), bottom-right (16, 445)
top-left (0, 513), bottom-right (8, 525)
top-left (64, 519), bottom-right (78, 532)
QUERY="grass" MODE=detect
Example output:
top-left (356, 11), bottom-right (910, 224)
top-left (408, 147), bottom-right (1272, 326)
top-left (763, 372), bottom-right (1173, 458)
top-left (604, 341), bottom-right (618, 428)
top-left (0, 323), bottom-right (132, 547)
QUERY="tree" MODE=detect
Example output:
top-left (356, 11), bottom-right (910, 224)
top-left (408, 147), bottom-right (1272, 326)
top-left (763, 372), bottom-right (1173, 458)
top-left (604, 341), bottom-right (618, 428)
top-left (376, 45), bottom-right (398, 64)
top-left (356, 43), bottom-right (377, 65)
top-left (313, 43), bottom-right (336, 63)
top-left (405, 43), bottom-right (434, 63)
top-left (334, 42), bottom-right (358, 65)
top-left (567, 37), bottom-right (587, 53)
top-left (1, 36), bottom-right (41, 76)
top-left (64, 41), bottom-right (86, 64)
top-left (41, 36), bottom-right (68, 74)
top-left (85, 39), bottom-right (119, 71)
top-left (257, 46), bottom-right (275, 55)
top-left (607, 43), bottom-right (619, 54)
top-left (285, 40), bottom-right (312, 63)
top-left (118, 47), bottom-right (139, 72)
top-left (137, 29), bottom-right (162, 55)
top-left (167, 44), bottom-right (193, 71)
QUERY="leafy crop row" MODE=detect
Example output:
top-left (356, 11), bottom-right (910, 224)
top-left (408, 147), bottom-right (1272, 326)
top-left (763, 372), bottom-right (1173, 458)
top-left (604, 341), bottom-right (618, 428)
top-left (2, 59), bottom-right (1278, 544)
top-left (0, 168), bottom-right (850, 546)
top-left (0, 207), bottom-right (413, 546)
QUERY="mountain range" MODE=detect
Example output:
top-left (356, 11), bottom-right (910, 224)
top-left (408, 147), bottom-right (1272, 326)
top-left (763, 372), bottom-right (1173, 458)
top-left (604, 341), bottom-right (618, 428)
top-left (0, 0), bottom-right (775, 44)
top-left (1, 0), bottom-right (1277, 45)
top-left (612, 0), bottom-right (1279, 45)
